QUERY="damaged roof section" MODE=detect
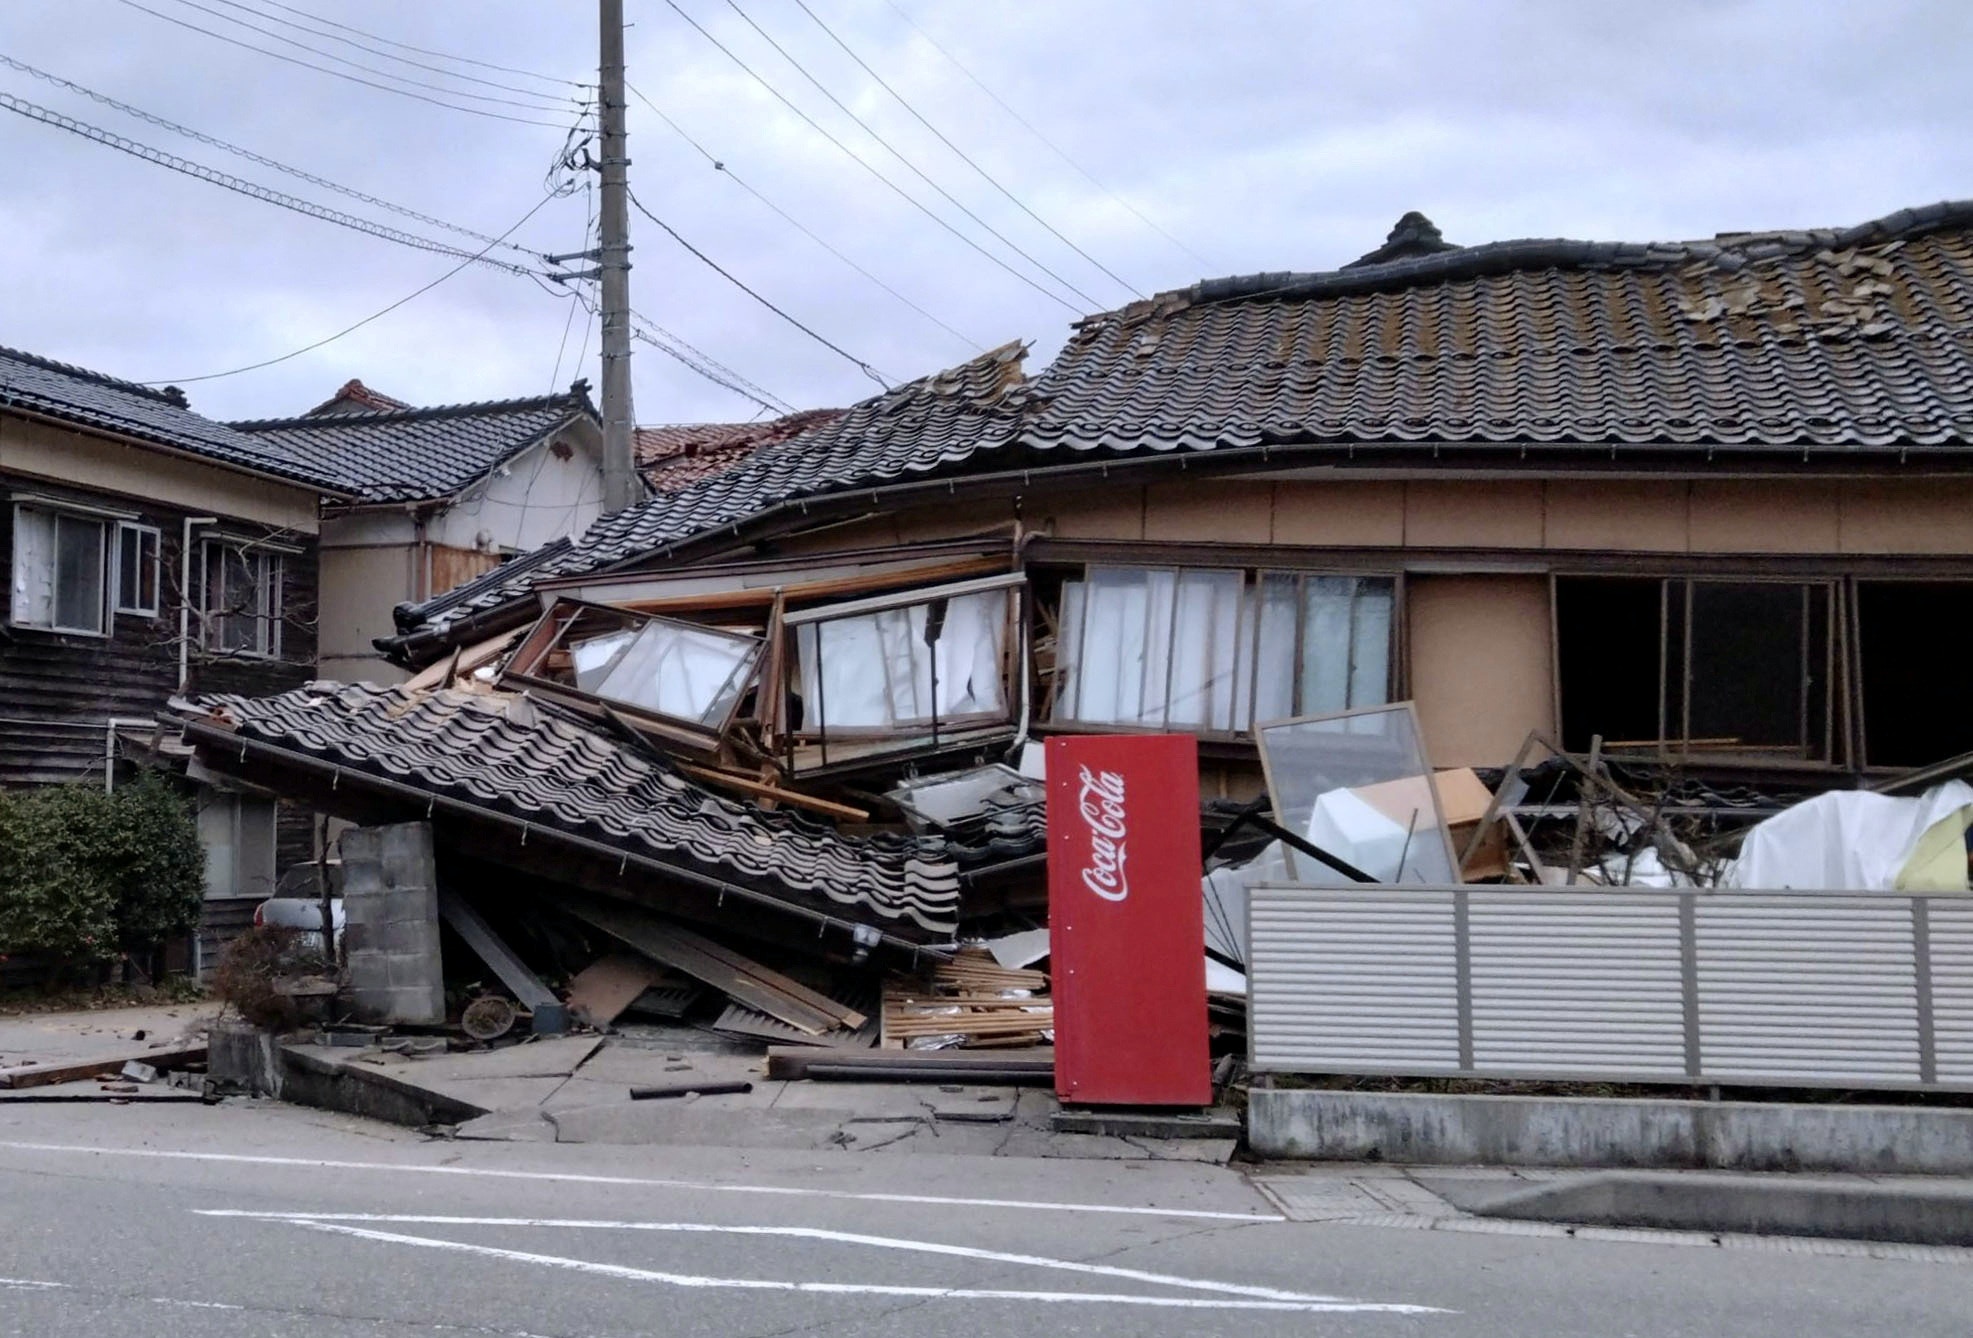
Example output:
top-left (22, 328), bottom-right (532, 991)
top-left (176, 683), bottom-right (968, 942)
top-left (636, 408), bottom-right (846, 495)
top-left (389, 341), bottom-right (1028, 651)
top-left (232, 383), bottom-right (598, 505)
top-left (1022, 199), bottom-right (1973, 456)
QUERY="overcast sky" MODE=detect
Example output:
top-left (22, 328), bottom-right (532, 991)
top-left (2, 1), bottom-right (1969, 427)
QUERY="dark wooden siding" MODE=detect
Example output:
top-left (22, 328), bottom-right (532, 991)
top-left (1, 473), bottom-right (318, 787)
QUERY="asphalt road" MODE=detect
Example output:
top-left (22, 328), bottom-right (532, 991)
top-left (2, 1099), bottom-right (1971, 1337)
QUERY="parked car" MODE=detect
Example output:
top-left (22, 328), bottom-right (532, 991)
top-left (255, 860), bottom-right (343, 953)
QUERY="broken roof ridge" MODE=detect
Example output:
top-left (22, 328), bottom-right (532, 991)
top-left (1161, 197), bottom-right (1973, 311)
top-left (231, 381), bottom-right (596, 432)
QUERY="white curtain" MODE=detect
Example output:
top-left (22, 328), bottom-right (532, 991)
top-left (1057, 567), bottom-right (1240, 728)
top-left (800, 589), bottom-right (1009, 732)
top-left (592, 621), bottom-right (757, 726)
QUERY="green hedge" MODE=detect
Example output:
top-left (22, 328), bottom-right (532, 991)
top-left (0, 776), bottom-right (205, 963)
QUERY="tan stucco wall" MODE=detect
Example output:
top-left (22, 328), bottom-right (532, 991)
top-left (834, 474), bottom-right (1973, 558)
top-left (0, 414), bottom-right (322, 531)
top-left (317, 544), bottom-right (413, 684)
top-left (1406, 574), bottom-right (1556, 767)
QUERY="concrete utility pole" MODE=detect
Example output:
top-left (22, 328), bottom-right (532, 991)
top-left (598, 0), bottom-right (637, 514)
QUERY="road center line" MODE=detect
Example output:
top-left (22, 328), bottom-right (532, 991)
top-left (0, 1140), bottom-right (1280, 1221)
top-left (197, 1210), bottom-right (1337, 1302)
top-left (281, 1219), bottom-right (1445, 1314)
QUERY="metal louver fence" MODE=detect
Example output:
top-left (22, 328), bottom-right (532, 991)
top-left (1247, 885), bottom-right (1973, 1092)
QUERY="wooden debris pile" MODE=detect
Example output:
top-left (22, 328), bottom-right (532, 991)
top-left (880, 947), bottom-right (1052, 1050)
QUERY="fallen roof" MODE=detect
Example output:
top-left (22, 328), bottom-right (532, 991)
top-left (383, 200), bottom-right (1973, 656)
top-left (0, 344), bottom-right (348, 493)
top-left (232, 384), bottom-right (597, 504)
top-left (636, 408), bottom-right (845, 495)
top-left (176, 682), bottom-right (963, 941)
top-left (388, 341), bottom-right (1027, 650)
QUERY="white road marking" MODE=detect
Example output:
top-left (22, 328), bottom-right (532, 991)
top-left (0, 1277), bottom-right (67, 1291)
top-left (280, 1219), bottom-right (1446, 1314)
top-left (198, 1210), bottom-right (1339, 1302)
top-left (150, 1297), bottom-right (245, 1310)
top-left (0, 1139), bottom-right (1279, 1221)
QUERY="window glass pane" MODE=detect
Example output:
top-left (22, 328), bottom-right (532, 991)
top-left (1347, 580), bottom-right (1394, 708)
top-left (1257, 705), bottom-right (1458, 885)
top-left (1246, 573), bottom-right (1300, 728)
top-left (593, 619), bottom-right (759, 727)
top-left (801, 589), bottom-right (1009, 732)
top-left (206, 545), bottom-right (269, 653)
top-left (1164, 569), bottom-right (1242, 730)
top-left (1300, 577), bottom-right (1357, 714)
top-left (116, 526), bottom-right (159, 614)
top-left (10, 508), bottom-right (54, 626)
top-left (53, 514), bottom-right (105, 633)
top-left (1053, 567), bottom-right (1157, 725)
top-left (569, 629), bottom-right (635, 690)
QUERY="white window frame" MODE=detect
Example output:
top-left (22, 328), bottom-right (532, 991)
top-left (200, 538), bottom-right (284, 659)
top-left (8, 502), bottom-right (112, 637)
top-left (114, 521), bottom-right (162, 617)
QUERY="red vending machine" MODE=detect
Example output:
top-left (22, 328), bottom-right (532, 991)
top-left (1047, 733), bottom-right (1212, 1106)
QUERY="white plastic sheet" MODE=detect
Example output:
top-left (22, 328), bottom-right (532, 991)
top-left (1724, 781), bottom-right (1973, 890)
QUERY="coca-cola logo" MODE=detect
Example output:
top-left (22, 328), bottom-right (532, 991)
top-left (1077, 764), bottom-right (1129, 902)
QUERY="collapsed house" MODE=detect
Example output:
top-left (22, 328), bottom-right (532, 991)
top-left (170, 200), bottom-right (1973, 1058)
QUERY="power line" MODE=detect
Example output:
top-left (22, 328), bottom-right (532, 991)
top-left (790, 0), bottom-right (1142, 301)
top-left (625, 79), bottom-right (983, 355)
top-left (114, 0), bottom-right (571, 128)
top-left (256, 0), bottom-right (585, 90)
top-left (882, 0), bottom-right (1217, 272)
top-left (0, 91), bottom-right (547, 276)
top-left (629, 189), bottom-right (890, 389)
top-left (194, 0), bottom-right (583, 103)
top-left (143, 192), bottom-right (562, 385)
top-left (153, 0), bottom-right (576, 114)
top-left (658, 0), bottom-right (1082, 316)
top-left (0, 53), bottom-right (561, 262)
top-left (718, 0), bottom-right (1103, 309)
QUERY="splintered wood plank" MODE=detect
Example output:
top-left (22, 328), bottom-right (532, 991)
top-left (0, 1046), bottom-right (207, 1090)
top-left (564, 952), bottom-right (669, 1028)
top-left (563, 900), bottom-right (839, 1035)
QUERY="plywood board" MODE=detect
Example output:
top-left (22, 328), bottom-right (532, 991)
top-left (565, 952), bottom-right (668, 1027)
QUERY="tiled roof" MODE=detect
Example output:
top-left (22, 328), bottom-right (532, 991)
top-left (177, 683), bottom-right (962, 940)
top-left (232, 384), bottom-right (597, 504)
top-left (636, 408), bottom-right (844, 495)
top-left (0, 344), bottom-right (347, 492)
top-left (1018, 200), bottom-right (1973, 456)
top-left (393, 342), bottom-right (1027, 645)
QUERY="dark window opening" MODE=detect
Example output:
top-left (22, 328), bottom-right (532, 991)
top-left (1556, 577), bottom-right (1663, 754)
top-left (1859, 582), bottom-right (1973, 768)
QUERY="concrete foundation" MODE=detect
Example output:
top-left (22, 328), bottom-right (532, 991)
top-left (339, 822), bottom-right (445, 1025)
top-left (1248, 1088), bottom-right (1973, 1174)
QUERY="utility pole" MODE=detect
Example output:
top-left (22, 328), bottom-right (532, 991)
top-left (598, 0), bottom-right (636, 514)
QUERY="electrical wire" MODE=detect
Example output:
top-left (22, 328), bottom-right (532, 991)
top-left (790, 0), bottom-right (1141, 301)
top-left (113, 0), bottom-right (572, 127)
top-left (0, 91), bottom-right (547, 276)
top-left (142, 192), bottom-right (562, 385)
top-left (255, 0), bottom-right (585, 90)
top-left (718, 0), bottom-right (1102, 309)
top-left (151, 0), bottom-right (577, 114)
top-left (194, 0), bottom-right (585, 103)
top-left (658, 0), bottom-right (1082, 316)
top-left (625, 79), bottom-right (982, 355)
top-left (629, 189), bottom-right (891, 389)
top-left (882, 0), bottom-right (1217, 272)
top-left (0, 53), bottom-right (564, 262)
top-left (630, 311), bottom-right (794, 413)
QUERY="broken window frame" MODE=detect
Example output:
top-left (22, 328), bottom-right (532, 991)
top-left (1046, 563), bottom-right (1398, 739)
top-left (500, 597), bottom-right (766, 751)
top-left (1553, 572), bottom-right (1842, 767)
top-left (777, 572), bottom-right (1026, 770)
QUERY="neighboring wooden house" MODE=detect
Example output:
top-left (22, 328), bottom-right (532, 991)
top-left (379, 200), bottom-right (1973, 792)
top-left (1, 344), bottom-right (347, 926)
top-left (232, 381), bottom-right (609, 683)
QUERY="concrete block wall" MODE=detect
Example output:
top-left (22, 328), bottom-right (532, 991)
top-left (339, 821), bottom-right (445, 1024)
